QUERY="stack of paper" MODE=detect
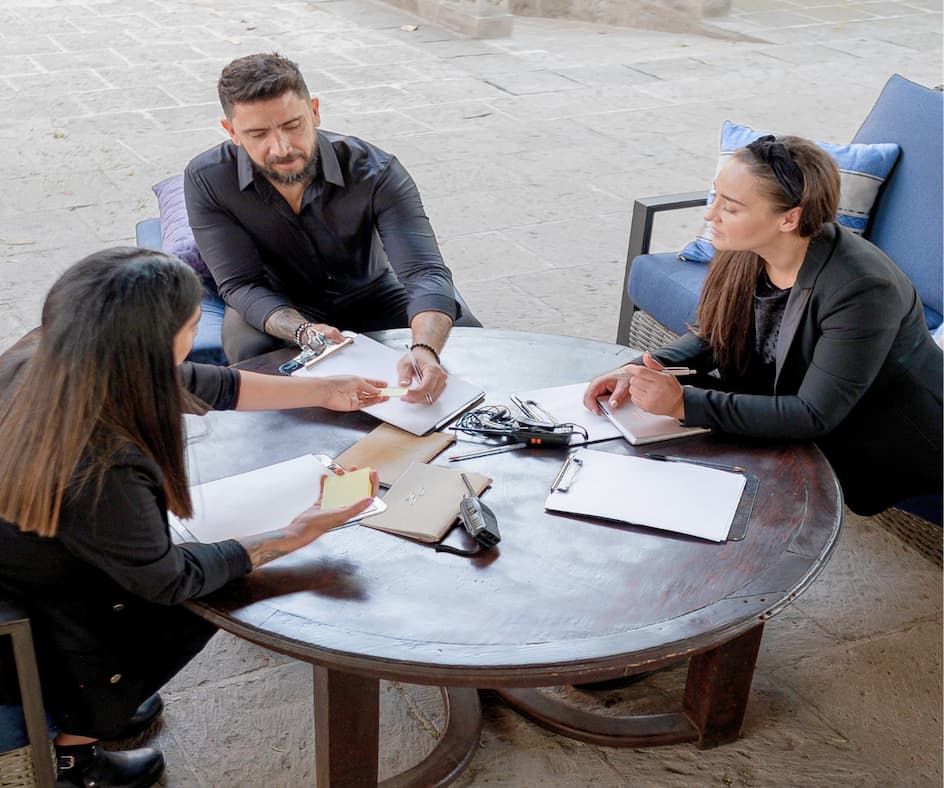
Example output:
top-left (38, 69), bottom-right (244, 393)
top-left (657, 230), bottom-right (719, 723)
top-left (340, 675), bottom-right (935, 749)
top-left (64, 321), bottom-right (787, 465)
top-left (171, 454), bottom-right (385, 544)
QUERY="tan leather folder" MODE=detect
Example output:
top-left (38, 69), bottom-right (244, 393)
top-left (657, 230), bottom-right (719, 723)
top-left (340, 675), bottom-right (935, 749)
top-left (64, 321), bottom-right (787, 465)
top-left (336, 424), bottom-right (456, 487)
top-left (361, 461), bottom-right (491, 543)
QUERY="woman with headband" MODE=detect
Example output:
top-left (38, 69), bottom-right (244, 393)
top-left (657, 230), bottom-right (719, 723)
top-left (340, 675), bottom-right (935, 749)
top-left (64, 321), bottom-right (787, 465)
top-left (584, 135), bottom-right (942, 516)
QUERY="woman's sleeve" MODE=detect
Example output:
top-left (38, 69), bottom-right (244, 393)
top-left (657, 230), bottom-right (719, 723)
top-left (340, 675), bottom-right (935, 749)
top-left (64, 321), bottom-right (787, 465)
top-left (179, 362), bottom-right (241, 410)
top-left (682, 274), bottom-right (901, 438)
top-left (58, 459), bottom-right (252, 605)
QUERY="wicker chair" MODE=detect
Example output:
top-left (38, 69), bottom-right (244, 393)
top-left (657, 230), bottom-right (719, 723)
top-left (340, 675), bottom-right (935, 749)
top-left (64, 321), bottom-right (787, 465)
top-left (0, 599), bottom-right (56, 788)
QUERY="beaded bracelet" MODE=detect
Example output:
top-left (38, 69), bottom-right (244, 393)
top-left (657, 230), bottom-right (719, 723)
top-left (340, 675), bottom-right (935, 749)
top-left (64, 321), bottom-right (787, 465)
top-left (410, 342), bottom-right (441, 366)
top-left (294, 322), bottom-right (314, 347)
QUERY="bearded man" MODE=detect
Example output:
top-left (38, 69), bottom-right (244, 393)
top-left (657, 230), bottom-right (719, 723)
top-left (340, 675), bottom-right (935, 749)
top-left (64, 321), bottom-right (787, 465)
top-left (185, 52), bottom-right (474, 402)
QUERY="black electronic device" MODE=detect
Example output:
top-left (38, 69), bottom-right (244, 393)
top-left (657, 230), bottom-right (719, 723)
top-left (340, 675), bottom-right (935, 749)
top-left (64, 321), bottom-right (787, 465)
top-left (452, 405), bottom-right (586, 447)
top-left (458, 473), bottom-right (501, 548)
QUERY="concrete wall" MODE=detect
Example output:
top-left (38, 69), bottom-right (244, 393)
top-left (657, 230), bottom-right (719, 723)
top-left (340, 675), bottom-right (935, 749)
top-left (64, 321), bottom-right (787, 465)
top-left (383, 0), bottom-right (514, 38)
top-left (382, 0), bottom-right (734, 40)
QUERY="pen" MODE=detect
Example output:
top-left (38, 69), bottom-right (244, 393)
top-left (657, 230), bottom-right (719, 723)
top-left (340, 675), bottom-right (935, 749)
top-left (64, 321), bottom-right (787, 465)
top-left (646, 453), bottom-right (746, 473)
top-left (448, 442), bottom-right (528, 461)
top-left (661, 367), bottom-right (697, 377)
top-left (404, 344), bottom-right (433, 404)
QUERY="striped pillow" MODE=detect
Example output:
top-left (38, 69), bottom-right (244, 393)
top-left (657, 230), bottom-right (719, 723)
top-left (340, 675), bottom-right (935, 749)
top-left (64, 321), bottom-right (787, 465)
top-left (679, 121), bottom-right (901, 263)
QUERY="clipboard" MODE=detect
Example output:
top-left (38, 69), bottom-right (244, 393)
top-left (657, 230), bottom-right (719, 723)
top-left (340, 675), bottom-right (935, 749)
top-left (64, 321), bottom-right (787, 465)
top-left (545, 448), bottom-right (749, 542)
top-left (279, 334), bottom-right (354, 375)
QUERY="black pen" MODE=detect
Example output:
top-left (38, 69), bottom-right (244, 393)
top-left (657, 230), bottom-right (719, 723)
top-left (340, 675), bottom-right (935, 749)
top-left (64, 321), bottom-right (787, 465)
top-left (646, 453), bottom-right (746, 473)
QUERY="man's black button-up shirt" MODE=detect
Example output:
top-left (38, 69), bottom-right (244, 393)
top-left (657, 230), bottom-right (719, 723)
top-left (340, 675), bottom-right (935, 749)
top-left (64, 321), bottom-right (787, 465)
top-left (184, 130), bottom-right (458, 331)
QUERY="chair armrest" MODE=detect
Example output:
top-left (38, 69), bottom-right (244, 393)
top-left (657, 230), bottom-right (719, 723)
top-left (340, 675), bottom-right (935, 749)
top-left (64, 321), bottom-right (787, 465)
top-left (135, 217), bottom-right (162, 250)
top-left (616, 192), bottom-right (707, 346)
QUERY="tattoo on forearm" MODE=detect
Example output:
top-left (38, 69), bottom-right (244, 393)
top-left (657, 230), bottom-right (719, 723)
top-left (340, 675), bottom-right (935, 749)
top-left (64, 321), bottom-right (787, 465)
top-left (240, 530), bottom-right (292, 569)
top-left (264, 307), bottom-right (309, 343)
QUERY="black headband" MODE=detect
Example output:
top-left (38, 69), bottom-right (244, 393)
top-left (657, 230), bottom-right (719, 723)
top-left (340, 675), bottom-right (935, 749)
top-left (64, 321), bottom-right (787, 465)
top-left (745, 135), bottom-right (804, 207)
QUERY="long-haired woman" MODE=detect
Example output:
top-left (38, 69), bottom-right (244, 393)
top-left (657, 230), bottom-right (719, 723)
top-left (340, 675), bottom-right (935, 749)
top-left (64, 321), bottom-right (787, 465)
top-left (0, 247), bottom-right (384, 787)
top-left (585, 135), bottom-right (942, 516)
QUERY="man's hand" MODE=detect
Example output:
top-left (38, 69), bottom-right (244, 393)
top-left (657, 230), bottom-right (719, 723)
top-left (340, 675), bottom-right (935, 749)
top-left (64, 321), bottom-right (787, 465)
top-left (397, 346), bottom-right (447, 404)
top-left (397, 311), bottom-right (453, 404)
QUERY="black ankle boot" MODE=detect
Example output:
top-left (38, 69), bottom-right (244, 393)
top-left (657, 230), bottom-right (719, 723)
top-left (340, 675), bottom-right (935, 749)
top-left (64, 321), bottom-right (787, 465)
top-left (111, 694), bottom-right (164, 740)
top-left (55, 742), bottom-right (164, 788)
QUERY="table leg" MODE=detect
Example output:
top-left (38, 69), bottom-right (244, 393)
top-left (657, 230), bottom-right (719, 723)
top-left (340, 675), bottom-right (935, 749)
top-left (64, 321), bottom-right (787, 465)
top-left (313, 666), bottom-right (380, 787)
top-left (311, 666), bottom-right (483, 787)
top-left (497, 623), bottom-right (766, 750)
top-left (683, 623), bottom-right (765, 749)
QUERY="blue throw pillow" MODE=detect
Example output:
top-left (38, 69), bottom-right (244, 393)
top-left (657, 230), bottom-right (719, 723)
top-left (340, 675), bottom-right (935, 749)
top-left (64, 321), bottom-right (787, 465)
top-left (679, 121), bottom-right (901, 263)
top-left (152, 174), bottom-right (216, 288)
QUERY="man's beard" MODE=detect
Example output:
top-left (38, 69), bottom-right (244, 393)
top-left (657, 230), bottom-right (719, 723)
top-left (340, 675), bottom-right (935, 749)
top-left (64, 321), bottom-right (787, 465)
top-left (260, 144), bottom-right (319, 186)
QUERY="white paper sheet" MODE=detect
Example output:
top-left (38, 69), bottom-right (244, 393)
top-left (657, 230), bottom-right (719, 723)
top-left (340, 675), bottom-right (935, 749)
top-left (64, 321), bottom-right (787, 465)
top-left (172, 454), bottom-right (384, 544)
top-left (294, 333), bottom-right (484, 436)
top-left (545, 448), bottom-right (746, 542)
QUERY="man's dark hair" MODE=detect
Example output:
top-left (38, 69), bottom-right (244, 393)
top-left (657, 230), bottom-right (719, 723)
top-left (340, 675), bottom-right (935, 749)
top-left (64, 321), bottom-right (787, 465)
top-left (217, 53), bottom-right (311, 118)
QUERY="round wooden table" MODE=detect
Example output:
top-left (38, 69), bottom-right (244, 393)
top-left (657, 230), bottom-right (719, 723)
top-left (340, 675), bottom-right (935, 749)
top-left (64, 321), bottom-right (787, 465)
top-left (183, 328), bottom-right (843, 787)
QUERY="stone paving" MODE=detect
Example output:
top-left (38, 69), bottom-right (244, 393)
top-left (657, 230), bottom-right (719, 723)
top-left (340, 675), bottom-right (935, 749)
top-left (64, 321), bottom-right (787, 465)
top-left (1, 0), bottom-right (941, 786)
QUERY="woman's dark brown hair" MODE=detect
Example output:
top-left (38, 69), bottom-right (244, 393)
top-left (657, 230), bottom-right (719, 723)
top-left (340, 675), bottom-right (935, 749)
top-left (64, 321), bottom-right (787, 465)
top-left (0, 247), bottom-right (204, 536)
top-left (695, 135), bottom-right (841, 374)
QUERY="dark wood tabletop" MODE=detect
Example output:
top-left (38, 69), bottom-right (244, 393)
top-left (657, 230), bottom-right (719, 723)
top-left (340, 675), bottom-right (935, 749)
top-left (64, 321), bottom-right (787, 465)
top-left (182, 328), bottom-right (844, 785)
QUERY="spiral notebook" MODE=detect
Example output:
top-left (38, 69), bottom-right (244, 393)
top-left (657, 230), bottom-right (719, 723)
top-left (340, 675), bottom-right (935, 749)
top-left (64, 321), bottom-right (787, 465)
top-left (596, 397), bottom-right (709, 446)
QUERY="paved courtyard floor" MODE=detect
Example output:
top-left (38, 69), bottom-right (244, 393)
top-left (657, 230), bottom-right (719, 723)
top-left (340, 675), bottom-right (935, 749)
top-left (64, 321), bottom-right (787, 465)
top-left (1, 0), bottom-right (941, 785)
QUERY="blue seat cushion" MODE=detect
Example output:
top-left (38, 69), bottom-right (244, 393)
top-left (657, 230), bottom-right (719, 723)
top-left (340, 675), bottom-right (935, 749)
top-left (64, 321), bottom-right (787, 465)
top-left (627, 252), bottom-right (705, 336)
top-left (852, 75), bottom-right (943, 330)
top-left (190, 292), bottom-right (227, 366)
top-left (680, 121), bottom-right (901, 264)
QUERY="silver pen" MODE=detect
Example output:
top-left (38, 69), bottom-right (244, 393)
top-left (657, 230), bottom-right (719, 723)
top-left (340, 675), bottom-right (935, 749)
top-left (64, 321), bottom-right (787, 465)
top-left (448, 442), bottom-right (528, 461)
top-left (404, 344), bottom-right (433, 404)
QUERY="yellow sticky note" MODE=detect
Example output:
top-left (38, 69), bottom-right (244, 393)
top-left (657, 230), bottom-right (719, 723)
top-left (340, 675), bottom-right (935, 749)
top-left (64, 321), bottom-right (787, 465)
top-left (378, 387), bottom-right (410, 397)
top-left (321, 467), bottom-right (373, 509)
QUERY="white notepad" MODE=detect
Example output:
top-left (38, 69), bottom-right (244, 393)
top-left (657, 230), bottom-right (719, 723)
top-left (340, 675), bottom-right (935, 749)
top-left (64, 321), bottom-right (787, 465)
top-left (293, 333), bottom-right (484, 436)
top-left (171, 454), bottom-right (385, 544)
top-left (545, 448), bottom-right (745, 542)
top-left (596, 396), bottom-right (709, 445)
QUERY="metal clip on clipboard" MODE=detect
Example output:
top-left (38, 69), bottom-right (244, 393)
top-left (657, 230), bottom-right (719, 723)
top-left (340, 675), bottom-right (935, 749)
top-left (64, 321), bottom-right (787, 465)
top-left (550, 455), bottom-right (583, 493)
top-left (279, 333), bottom-right (355, 375)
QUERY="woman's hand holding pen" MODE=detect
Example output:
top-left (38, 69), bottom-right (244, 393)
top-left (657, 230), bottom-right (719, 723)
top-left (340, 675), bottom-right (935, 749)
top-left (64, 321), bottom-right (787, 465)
top-left (583, 352), bottom-right (686, 420)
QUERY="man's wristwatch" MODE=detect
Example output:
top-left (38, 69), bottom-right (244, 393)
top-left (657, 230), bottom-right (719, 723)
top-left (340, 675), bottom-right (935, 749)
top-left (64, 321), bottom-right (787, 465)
top-left (294, 322), bottom-right (326, 350)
